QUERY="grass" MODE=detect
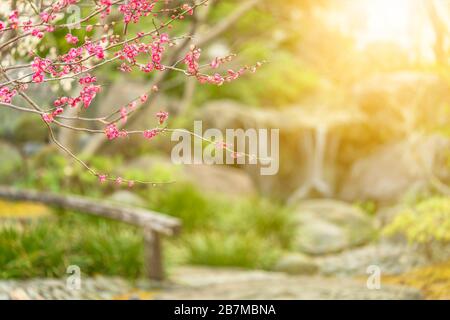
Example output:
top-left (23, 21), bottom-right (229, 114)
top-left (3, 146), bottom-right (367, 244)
top-left (0, 180), bottom-right (294, 279)
top-left (0, 213), bottom-right (143, 279)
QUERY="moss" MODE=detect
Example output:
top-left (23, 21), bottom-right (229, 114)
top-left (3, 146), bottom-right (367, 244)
top-left (384, 261), bottom-right (450, 300)
top-left (383, 197), bottom-right (450, 248)
top-left (0, 200), bottom-right (52, 219)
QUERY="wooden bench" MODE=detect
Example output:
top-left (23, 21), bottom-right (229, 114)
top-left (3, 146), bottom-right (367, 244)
top-left (0, 186), bottom-right (181, 281)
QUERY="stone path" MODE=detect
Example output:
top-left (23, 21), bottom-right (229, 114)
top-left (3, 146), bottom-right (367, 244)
top-left (0, 266), bottom-right (422, 300)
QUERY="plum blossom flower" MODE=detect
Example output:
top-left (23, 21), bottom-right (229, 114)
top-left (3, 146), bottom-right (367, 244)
top-left (0, 87), bottom-right (17, 103)
top-left (184, 46), bottom-right (201, 75)
top-left (143, 128), bottom-right (159, 140)
top-left (42, 113), bottom-right (54, 123)
top-left (105, 124), bottom-right (120, 140)
top-left (65, 33), bottom-right (79, 44)
top-left (160, 33), bottom-right (169, 43)
top-left (210, 57), bottom-right (220, 69)
top-left (140, 94), bottom-right (148, 103)
top-left (120, 107), bottom-right (128, 124)
top-left (156, 111), bottom-right (169, 124)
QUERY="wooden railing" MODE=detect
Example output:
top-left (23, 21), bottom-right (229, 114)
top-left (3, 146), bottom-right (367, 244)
top-left (0, 186), bottom-right (181, 281)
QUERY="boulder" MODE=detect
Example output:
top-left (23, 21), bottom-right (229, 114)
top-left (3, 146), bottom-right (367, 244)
top-left (273, 253), bottom-right (319, 275)
top-left (340, 134), bottom-right (450, 204)
top-left (293, 199), bottom-right (375, 255)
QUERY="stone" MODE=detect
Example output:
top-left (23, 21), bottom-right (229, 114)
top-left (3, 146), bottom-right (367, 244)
top-left (9, 288), bottom-right (30, 300)
top-left (293, 199), bottom-right (375, 255)
top-left (340, 134), bottom-right (450, 204)
top-left (156, 266), bottom-right (423, 300)
top-left (107, 191), bottom-right (146, 208)
top-left (0, 293), bottom-right (10, 300)
top-left (273, 253), bottom-right (318, 275)
top-left (317, 242), bottom-right (430, 277)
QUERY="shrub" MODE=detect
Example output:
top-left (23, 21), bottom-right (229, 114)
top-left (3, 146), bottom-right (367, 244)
top-left (383, 196), bottom-right (450, 259)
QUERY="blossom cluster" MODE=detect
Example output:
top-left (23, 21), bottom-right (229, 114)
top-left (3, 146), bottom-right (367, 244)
top-left (119, 0), bottom-right (157, 24)
top-left (0, 0), bottom-right (262, 186)
top-left (0, 87), bottom-right (17, 103)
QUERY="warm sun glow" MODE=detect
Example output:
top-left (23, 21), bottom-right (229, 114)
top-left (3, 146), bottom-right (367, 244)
top-left (363, 0), bottom-right (413, 45)
top-left (340, 0), bottom-right (437, 60)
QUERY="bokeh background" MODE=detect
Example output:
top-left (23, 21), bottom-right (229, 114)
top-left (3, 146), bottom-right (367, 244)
top-left (0, 0), bottom-right (449, 299)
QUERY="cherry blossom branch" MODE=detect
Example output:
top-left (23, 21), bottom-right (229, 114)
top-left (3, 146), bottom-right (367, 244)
top-left (0, 0), bottom-right (265, 187)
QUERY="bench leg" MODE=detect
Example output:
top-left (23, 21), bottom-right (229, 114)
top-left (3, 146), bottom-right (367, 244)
top-left (144, 229), bottom-right (164, 281)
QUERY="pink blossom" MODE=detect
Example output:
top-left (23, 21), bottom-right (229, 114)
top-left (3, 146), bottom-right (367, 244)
top-left (53, 107), bottom-right (64, 116)
top-left (79, 84), bottom-right (101, 108)
top-left (119, 63), bottom-right (132, 73)
top-left (128, 101), bottom-right (137, 109)
top-left (8, 10), bottom-right (19, 26)
top-left (210, 57), bottom-right (220, 69)
top-left (120, 107), bottom-right (128, 124)
top-left (32, 73), bottom-right (44, 83)
top-left (140, 94), bottom-right (148, 103)
top-left (105, 124), bottom-right (120, 140)
top-left (140, 63), bottom-right (154, 73)
top-left (160, 33), bottom-right (169, 43)
top-left (98, 174), bottom-right (107, 183)
top-left (86, 42), bottom-right (105, 60)
top-left (40, 12), bottom-right (56, 23)
top-left (119, 0), bottom-right (156, 24)
top-left (42, 113), bottom-right (54, 123)
top-left (79, 74), bottom-right (97, 85)
top-left (0, 87), bottom-right (17, 103)
top-left (184, 47), bottom-right (201, 75)
top-left (156, 111), bottom-right (169, 124)
top-left (65, 33), bottom-right (79, 44)
top-left (182, 4), bottom-right (194, 15)
top-left (143, 128), bottom-right (159, 140)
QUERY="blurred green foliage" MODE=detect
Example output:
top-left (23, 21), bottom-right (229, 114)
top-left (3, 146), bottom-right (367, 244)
top-left (0, 153), bottom-right (293, 278)
top-left (383, 196), bottom-right (450, 259)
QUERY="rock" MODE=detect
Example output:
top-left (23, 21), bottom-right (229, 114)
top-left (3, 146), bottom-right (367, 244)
top-left (182, 164), bottom-right (257, 198)
top-left (157, 266), bottom-right (423, 300)
top-left (293, 199), bottom-right (375, 255)
top-left (0, 293), bottom-right (9, 300)
top-left (9, 288), bottom-right (30, 300)
top-left (340, 134), bottom-right (450, 204)
top-left (273, 253), bottom-right (318, 275)
top-left (107, 191), bottom-right (146, 207)
top-left (296, 220), bottom-right (348, 255)
top-left (317, 241), bottom-right (430, 276)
